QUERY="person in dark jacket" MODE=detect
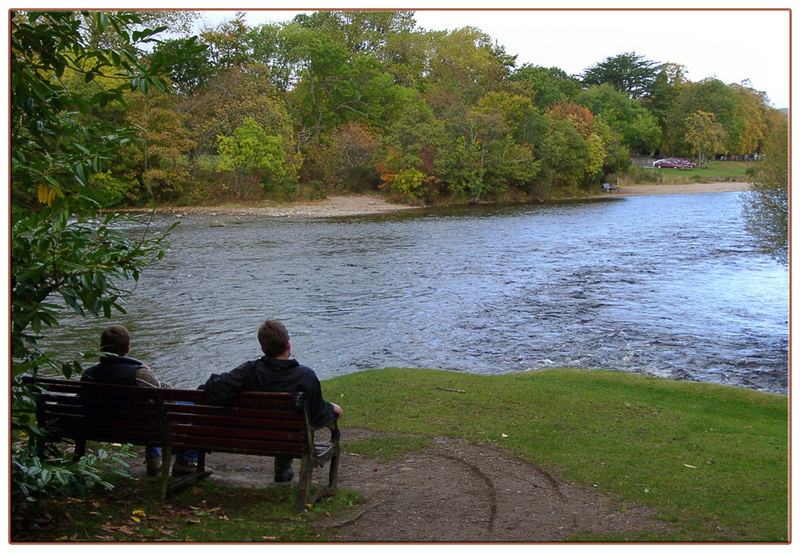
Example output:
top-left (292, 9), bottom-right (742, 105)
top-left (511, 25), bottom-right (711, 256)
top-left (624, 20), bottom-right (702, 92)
top-left (201, 320), bottom-right (342, 482)
top-left (81, 325), bottom-right (197, 477)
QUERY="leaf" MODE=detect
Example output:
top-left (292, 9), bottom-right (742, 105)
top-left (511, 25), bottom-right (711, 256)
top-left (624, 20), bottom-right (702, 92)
top-left (683, 464), bottom-right (698, 469)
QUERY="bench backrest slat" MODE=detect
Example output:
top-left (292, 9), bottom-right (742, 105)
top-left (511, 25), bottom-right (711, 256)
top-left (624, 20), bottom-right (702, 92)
top-left (29, 377), bottom-right (312, 457)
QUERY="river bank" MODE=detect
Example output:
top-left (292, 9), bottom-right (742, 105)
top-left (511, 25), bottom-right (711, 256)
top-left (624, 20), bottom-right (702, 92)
top-left (134, 181), bottom-right (752, 219)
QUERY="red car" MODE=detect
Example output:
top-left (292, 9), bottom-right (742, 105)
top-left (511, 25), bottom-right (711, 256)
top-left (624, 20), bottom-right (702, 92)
top-left (654, 158), bottom-right (695, 169)
top-left (653, 158), bottom-right (681, 168)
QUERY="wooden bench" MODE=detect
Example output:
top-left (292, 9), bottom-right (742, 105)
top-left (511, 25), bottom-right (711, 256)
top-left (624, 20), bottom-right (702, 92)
top-left (602, 182), bottom-right (617, 192)
top-left (27, 377), bottom-right (340, 513)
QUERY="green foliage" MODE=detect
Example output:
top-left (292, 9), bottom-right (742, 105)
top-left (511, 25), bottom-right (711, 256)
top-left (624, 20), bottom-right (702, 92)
top-left (324, 368), bottom-right (788, 541)
top-left (12, 442), bottom-right (135, 503)
top-left (391, 168), bottom-right (428, 202)
top-left (11, 10), bottom-right (194, 503)
top-left (576, 84), bottom-right (662, 154)
top-left (509, 64), bottom-right (581, 109)
top-left (217, 116), bottom-right (287, 189)
top-left (581, 51), bottom-right (662, 99)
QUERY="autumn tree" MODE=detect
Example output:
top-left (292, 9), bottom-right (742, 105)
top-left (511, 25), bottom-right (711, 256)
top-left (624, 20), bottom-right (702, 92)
top-left (124, 91), bottom-right (195, 202)
top-left (729, 83), bottom-right (770, 155)
top-left (546, 101), bottom-right (605, 186)
top-left (741, 119), bottom-right (789, 264)
top-left (320, 121), bottom-right (381, 191)
top-left (684, 111), bottom-right (728, 166)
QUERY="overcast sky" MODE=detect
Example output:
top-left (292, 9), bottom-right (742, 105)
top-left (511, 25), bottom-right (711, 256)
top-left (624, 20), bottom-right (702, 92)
top-left (194, 7), bottom-right (790, 109)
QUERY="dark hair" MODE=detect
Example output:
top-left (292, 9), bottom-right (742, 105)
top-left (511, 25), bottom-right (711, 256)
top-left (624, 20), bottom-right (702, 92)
top-left (258, 320), bottom-right (290, 357)
top-left (100, 325), bottom-right (130, 356)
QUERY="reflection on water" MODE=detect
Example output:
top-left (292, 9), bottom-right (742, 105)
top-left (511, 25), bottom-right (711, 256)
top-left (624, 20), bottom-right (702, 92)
top-left (41, 192), bottom-right (789, 393)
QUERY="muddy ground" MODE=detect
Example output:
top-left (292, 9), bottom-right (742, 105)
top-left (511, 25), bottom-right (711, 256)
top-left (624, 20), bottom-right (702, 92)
top-left (149, 428), bottom-right (677, 543)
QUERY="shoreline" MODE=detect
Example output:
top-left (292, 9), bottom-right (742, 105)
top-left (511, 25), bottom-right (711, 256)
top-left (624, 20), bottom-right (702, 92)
top-left (137, 181), bottom-right (751, 218)
top-left (608, 181), bottom-right (752, 197)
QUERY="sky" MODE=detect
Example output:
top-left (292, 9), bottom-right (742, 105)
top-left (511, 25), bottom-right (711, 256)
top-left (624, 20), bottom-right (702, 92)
top-left (191, 7), bottom-right (791, 109)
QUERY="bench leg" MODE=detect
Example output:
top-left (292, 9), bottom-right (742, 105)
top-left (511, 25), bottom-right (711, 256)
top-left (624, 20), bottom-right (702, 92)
top-left (328, 445), bottom-right (340, 490)
top-left (160, 442), bottom-right (173, 500)
top-left (294, 456), bottom-right (312, 513)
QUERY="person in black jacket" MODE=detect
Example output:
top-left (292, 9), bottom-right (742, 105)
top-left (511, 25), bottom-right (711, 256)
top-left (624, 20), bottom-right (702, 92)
top-left (201, 320), bottom-right (342, 483)
top-left (82, 325), bottom-right (198, 477)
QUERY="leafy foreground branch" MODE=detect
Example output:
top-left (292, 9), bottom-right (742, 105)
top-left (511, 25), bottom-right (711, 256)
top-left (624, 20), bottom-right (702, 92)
top-left (11, 10), bottom-right (199, 504)
top-left (12, 369), bottom-right (788, 542)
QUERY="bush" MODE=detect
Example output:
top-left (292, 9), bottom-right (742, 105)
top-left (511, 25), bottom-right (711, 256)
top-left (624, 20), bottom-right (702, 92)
top-left (12, 440), bottom-right (135, 503)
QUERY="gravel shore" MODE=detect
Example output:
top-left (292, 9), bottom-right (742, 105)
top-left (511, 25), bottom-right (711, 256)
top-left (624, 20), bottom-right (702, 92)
top-left (146, 182), bottom-right (751, 219)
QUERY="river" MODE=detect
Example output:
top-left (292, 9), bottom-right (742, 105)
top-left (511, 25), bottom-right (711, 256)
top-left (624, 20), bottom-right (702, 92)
top-left (43, 191), bottom-right (789, 393)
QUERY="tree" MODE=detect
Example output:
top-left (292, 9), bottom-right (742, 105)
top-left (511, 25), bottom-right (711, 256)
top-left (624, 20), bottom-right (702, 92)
top-left (575, 84), bottom-right (661, 154)
top-left (320, 121), bottom-right (381, 190)
top-left (11, 10), bottom-right (198, 502)
top-left (508, 64), bottom-right (581, 109)
top-left (581, 52), bottom-right (661, 99)
top-left (424, 27), bottom-right (516, 108)
top-left (684, 111), bottom-right (728, 166)
top-left (217, 117), bottom-right (286, 199)
top-left (663, 78), bottom-right (739, 156)
top-left (641, 62), bottom-right (686, 126)
top-left (741, 119), bottom-right (789, 264)
top-left (182, 62), bottom-right (292, 158)
top-left (730, 83), bottom-right (769, 156)
top-left (124, 91), bottom-right (195, 202)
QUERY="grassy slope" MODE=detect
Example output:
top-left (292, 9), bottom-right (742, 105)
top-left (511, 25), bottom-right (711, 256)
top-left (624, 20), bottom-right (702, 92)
top-left (323, 368), bottom-right (788, 542)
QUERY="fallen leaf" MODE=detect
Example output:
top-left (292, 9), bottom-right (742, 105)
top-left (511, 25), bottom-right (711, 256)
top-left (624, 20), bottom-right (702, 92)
top-left (684, 464), bottom-right (698, 469)
top-left (501, 433), bottom-right (509, 438)
top-left (131, 516), bottom-right (141, 523)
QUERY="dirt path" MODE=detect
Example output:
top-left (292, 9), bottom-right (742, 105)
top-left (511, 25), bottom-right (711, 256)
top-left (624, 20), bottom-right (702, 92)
top-left (186, 428), bottom-right (676, 542)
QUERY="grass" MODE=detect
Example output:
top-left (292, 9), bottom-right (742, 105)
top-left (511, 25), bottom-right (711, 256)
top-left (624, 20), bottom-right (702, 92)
top-left (323, 368), bottom-right (788, 542)
top-left (639, 161), bottom-right (756, 184)
top-left (12, 367), bottom-right (788, 542)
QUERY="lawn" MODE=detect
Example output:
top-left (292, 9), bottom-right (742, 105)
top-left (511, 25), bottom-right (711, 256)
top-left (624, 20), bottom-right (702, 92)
top-left (11, 368), bottom-right (788, 542)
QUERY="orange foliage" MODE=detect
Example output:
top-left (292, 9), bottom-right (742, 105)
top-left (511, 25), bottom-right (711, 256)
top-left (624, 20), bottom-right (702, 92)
top-left (547, 101), bottom-right (595, 138)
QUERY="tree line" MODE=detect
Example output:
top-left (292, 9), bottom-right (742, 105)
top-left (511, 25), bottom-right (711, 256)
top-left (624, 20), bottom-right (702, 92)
top-left (13, 10), bottom-right (787, 208)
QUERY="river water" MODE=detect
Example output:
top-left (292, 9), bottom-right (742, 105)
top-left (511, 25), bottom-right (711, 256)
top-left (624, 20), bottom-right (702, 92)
top-left (43, 191), bottom-right (789, 393)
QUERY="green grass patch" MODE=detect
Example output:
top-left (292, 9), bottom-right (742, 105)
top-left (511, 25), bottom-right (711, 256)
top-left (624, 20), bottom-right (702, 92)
top-left (644, 161), bottom-right (757, 183)
top-left (324, 368), bottom-right (788, 542)
top-left (344, 433), bottom-right (432, 460)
